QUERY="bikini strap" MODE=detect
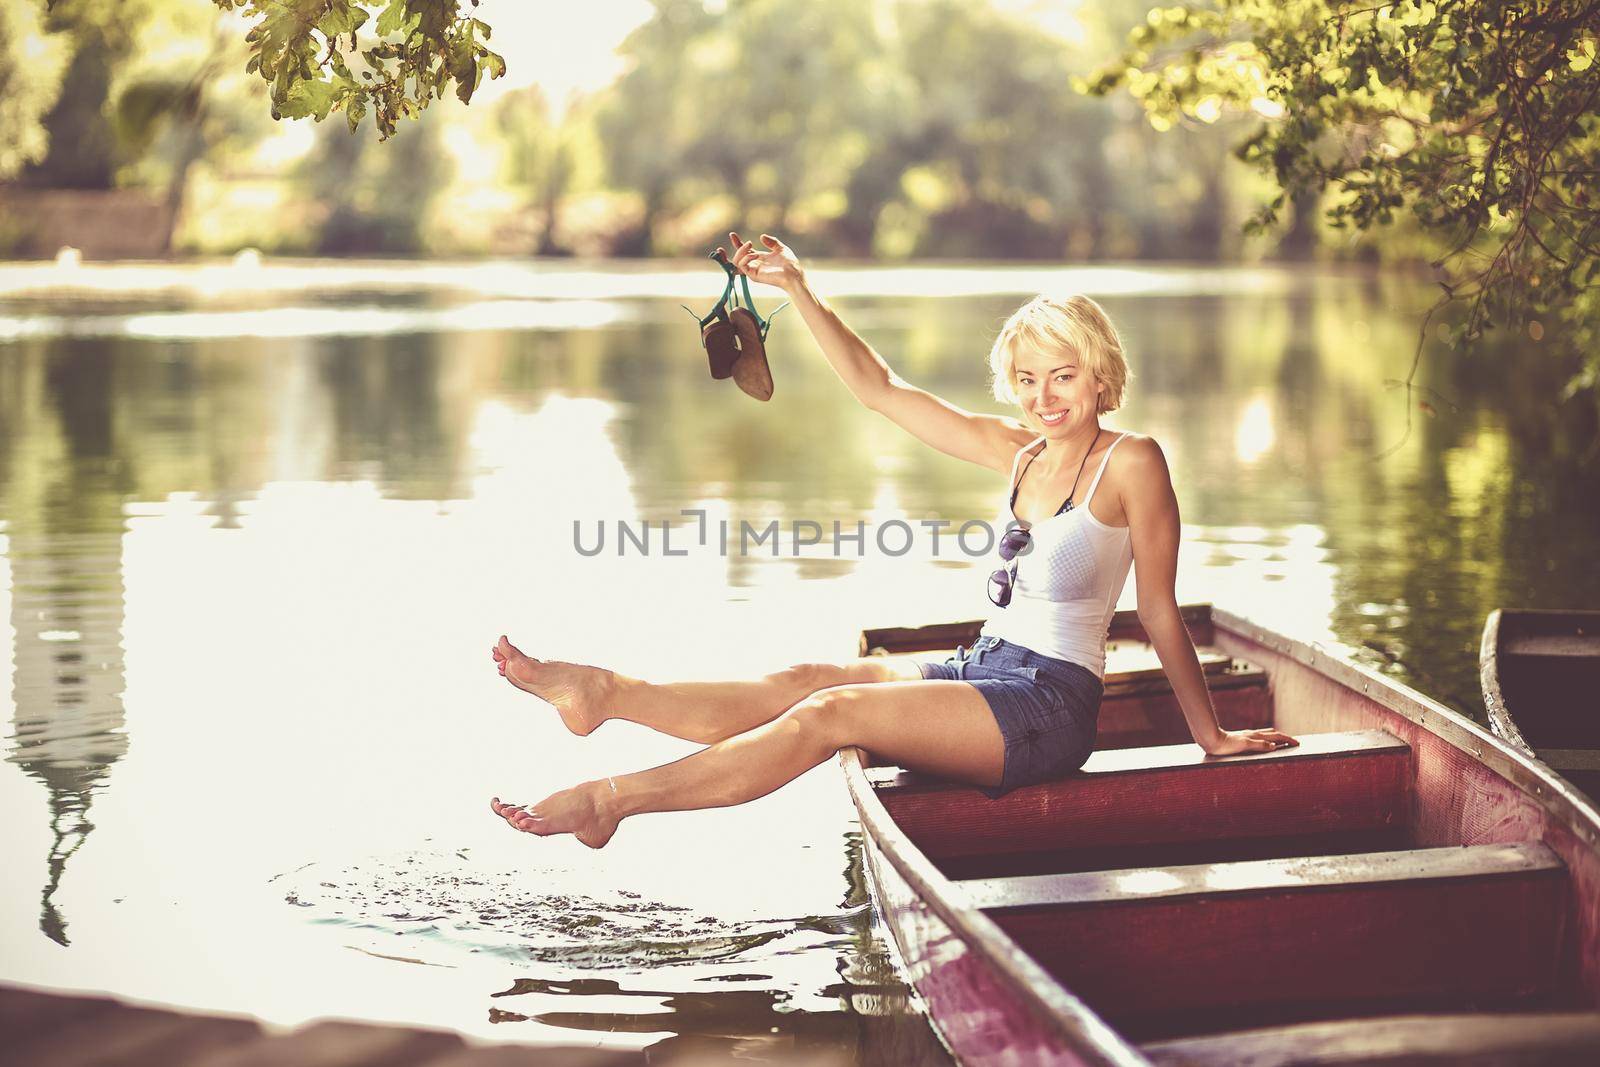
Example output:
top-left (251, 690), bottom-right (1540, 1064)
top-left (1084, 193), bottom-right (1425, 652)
top-left (1080, 432), bottom-right (1128, 510)
top-left (1008, 436), bottom-right (1045, 508)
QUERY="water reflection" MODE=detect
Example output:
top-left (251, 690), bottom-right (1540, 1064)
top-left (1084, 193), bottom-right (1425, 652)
top-left (480, 832), bottom-right (947, 1065)
top-left (0, 263), bottom-right (1595, 1057)
top-left (265, 832), bottom-right (946, 1064)
top-left (4, 352), bottom-right (130, 946)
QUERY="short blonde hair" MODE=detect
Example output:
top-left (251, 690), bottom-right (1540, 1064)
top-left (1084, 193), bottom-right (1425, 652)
top-left (987, 294), bottom-right (1130, 414)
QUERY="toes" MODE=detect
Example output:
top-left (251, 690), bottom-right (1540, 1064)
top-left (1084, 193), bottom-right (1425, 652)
top-left (491, 798), bottom-right (526, 822)
top-left (512, 812), bottom-right (546, 835)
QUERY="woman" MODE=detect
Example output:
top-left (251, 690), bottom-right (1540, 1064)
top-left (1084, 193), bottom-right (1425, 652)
top-left (489, 232), bottom-right (1296, 847)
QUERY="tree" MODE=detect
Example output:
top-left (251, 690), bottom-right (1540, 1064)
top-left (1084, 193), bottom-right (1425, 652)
top-left (1086, 0), bottom-right (1600, 422)
top-left (24, 0), bottom-right (158, 189)
top-left (0, 2), bottom-right (69, 180)
top-left (594, 0), bottom-right (713, 255)
top-left (298, 103), bottom-right (451, 252)
top-left (495, 87), bottom-right (602, 256)
top-left (112, 7), bottom-right (268, 253)
top-left (690, 0), bottom-right (881, 234)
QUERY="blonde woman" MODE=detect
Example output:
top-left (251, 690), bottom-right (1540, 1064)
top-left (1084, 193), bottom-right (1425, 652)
top-left (490, 232), bottom-right (1296, 847)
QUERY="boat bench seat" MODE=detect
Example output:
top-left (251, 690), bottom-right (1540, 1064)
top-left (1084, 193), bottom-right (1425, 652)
top-left (868, 729), bottom-right (1411, 863)
top-left (1097, 644), bottom-right (1272, 749)
top-left (1141, 1010), bottom-right (1600, 1066)
top-left (964, 842), bottom-right (1566, 1037)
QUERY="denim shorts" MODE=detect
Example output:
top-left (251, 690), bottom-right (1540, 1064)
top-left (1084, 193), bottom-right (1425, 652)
top-left (918, 635), bottom-right (1103, 799)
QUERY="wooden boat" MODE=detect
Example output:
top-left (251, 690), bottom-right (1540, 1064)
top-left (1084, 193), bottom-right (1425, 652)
top-left (1481, 609), bottom-right (1600, 800)
top-left (839, 604), bottom-right (1600, 1066)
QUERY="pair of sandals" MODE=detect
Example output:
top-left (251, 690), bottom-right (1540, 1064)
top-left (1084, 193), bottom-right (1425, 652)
top-left (683, 249), bottom-right (787, 402)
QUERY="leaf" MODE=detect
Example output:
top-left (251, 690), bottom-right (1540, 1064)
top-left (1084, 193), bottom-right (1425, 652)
top-left (1569, 39), bottom-right (1595, 73)
top-left (375, 0), bottom-right (409, 37)
top-left (280, 77), bottom-right (342, 121)
top-left (319, 2), bottom-right (370, 37)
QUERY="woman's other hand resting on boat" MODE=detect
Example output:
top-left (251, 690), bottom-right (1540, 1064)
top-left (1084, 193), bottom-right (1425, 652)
top-left (1200, 727), bottom-right (1300, 756)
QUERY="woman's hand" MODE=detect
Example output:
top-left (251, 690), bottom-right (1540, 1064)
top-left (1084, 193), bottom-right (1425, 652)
top-left (1201, 727), bottom-right (1300, 756)
top-left (726, 231), bottom-right (806, 294)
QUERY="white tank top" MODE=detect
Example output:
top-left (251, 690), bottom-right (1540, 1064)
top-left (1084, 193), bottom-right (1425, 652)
top-left (978, 432), bottom-right (1134, 679)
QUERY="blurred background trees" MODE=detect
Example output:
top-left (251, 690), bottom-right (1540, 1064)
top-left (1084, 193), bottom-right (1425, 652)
top-left (2, 0), bottom-right (1594, 381)
top-left (0, 0), bottom-right (1313, 262)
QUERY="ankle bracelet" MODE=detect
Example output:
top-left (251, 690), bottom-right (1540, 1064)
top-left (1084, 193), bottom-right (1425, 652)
top-left (606, 776), bottom-right (618, 795)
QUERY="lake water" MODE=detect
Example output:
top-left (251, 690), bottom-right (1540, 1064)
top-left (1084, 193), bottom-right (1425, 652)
top-left (2, 259), bottom-right (1596, 1064)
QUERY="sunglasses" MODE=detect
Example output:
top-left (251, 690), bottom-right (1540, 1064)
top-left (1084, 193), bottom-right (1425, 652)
top-left (987, 524), bottom-right (1035, 608)
top-left (682, 249), bottom-right (788, 402)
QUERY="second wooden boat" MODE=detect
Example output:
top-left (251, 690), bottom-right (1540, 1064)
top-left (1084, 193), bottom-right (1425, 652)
top-left (842, 604), bottom-right (1600, 1066)
top-left (1481, 608), bottom-right (1600, 800)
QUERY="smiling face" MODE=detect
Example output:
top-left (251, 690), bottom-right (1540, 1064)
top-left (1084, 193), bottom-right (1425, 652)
top-left (987, 294), bottom-right (1131, 432)
top-left (1012, 354), bottom-right (1103, 438)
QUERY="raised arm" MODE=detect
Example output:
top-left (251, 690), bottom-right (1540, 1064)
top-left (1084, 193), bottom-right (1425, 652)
top-left (729, 232), bottom-right (1030, 475)
top-left (1121, 435), bottom-right (1298, 756)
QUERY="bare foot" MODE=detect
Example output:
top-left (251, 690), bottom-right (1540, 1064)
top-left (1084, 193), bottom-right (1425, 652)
top-left (491, 636), bottom-right (612, 736)
top-left (490, 784), bottom-right (620, 849)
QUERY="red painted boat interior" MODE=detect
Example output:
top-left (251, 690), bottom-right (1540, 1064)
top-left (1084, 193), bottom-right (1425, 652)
top-left (854, 607), bottom-right (1600, 1061)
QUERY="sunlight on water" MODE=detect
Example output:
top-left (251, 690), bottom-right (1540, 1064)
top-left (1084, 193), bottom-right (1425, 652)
top-left (2, 260), bottom-right (1595, 1062)
top-left (0, 301), bottom-right (628, 341)
top-left (0, 257), bottom-right (1292, 304)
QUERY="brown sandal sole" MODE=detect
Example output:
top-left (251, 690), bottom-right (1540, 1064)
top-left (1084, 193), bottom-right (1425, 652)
top-left (727, 307), bottom-right (774, 401)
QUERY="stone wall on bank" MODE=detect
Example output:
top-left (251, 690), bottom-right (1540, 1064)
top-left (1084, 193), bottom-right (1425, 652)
top-left (0, 188), bottom-right (173, 259)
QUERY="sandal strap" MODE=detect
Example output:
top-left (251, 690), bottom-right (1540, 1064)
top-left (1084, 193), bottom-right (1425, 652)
top-left (695, 249), bottom-right (785, 336)
top-left (695, 258), bottom-right (737, 328)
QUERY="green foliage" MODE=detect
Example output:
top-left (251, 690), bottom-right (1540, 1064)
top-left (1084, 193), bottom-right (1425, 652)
top-left (25, 0), bottom-right (162, 189)
top-left (495, 87), bottom-right (605, 255)
top-left (209, 0), bottom-right (505, 139)
top-left (299, 105), bottom-right (452, 251)
top-left (1087, 1), bottom-right (1600, 389)
top-left (591, 0), bottom-right (1247, 258)
top-left (0, 2), bottom-right (69, 180)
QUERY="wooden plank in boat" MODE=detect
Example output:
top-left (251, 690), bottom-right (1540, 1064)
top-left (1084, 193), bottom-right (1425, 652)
top-left (863, 634), bottom-right (1231, 692)
top-left (970, 843), bottom-right (1565, 1036)
top-left (1108, 603), bottom-right (1214, 644)
top-left (1141, 1011), bottom-right (1600, 1066)
top-left (1102, 642), bottom-right (1230, 685)
top-left (859, 604), bottom-right (1215, 656)
top-left (963, 841), bottom-right (1559, 909)
top-left (1097, 669), bottom-right (1272, 749)
top-left (1540, 748), bottom-right (1600, 773)
top-left (870, 730), bottom-right (1408, 862)
top-left (1505, 631), bottom-right (1600, 658)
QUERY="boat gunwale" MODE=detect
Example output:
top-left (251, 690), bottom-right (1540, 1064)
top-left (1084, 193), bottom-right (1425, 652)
top-left (840, 746), bottom-right (1151, 1066)
top-left (1211, 605), bottom-right (1600, 844)
top-left (1480, 607), bottom-right (1536, 755)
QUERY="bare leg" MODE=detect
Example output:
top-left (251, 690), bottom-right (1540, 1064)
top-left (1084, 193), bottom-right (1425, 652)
top-left (492, 635), bottom-right (926, 744)
top-left (490, 678), bottom-right (1005, 848)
